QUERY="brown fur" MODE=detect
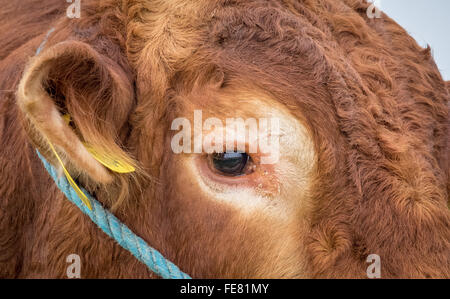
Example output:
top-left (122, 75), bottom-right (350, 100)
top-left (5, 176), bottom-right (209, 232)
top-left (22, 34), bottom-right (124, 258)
top-left (0, 0), bottom-right (449, 278)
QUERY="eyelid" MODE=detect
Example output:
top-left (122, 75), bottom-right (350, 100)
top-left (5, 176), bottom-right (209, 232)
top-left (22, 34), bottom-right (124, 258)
top-left (202, 128), bottom-right (279, 165)
top-left (194, 153), bottom-right (279, 197)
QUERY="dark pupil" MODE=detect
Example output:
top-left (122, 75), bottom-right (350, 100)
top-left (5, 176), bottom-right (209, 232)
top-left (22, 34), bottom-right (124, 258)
top-left (212, 152), bottom-right (249, 176)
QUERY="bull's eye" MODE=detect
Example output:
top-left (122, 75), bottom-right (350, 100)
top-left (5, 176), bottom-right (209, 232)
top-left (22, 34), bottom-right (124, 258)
top-left (210, 152), bottom-right (252, 177)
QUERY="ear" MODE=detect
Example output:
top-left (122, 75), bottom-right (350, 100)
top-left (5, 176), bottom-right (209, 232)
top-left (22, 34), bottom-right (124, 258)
top-left (17, 40), bottom-right (136, 184)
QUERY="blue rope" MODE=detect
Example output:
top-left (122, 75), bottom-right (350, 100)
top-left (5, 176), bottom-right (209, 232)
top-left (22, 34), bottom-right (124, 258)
top-left (36, 27), bottom-right (55, 55)
top-left (37, 150), bottom-right (191, 279)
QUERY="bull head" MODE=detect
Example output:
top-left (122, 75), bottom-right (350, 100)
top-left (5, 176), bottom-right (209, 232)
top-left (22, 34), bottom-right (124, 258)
top-left (5, 0), bottom-right (450, 278)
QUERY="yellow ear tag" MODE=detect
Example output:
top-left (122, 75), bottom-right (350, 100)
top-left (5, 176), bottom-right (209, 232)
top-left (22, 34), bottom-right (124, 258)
top-left (62, 114), bottom-right (136, 174)
top-left (46, 140), bottom-right (92, 210)
top-left (82, 144), bottom-right (136, 174)
top-left (62, 113), bottom-right (72, 124)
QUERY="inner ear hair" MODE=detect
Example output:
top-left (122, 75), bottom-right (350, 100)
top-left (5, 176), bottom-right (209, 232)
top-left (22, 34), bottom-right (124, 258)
top-left (17, 41), bottom-right (137, 186)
